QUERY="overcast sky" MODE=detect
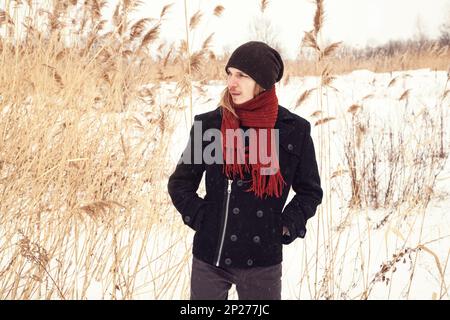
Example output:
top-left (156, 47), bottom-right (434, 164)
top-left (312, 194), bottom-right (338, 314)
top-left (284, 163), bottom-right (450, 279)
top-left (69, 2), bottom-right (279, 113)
top-left (1, 0), bottom-right (448, 59)
top-left (132, 0), bottom-right (450, 59)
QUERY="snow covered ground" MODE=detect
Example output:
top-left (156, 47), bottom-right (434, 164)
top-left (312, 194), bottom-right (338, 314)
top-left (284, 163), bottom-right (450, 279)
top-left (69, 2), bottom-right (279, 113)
top-left (2, 68), bottom-right (448, 300)
top-left (160, 68), bottom-right (449, 299)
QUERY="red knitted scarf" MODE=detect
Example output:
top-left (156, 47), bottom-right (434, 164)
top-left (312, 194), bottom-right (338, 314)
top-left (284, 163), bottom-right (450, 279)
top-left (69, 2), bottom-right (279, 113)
top-left (221, 86), bottom-right (286, 198)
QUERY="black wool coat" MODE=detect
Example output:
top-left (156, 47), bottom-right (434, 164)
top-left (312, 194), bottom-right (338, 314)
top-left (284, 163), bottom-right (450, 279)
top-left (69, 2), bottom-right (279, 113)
top-left (167, 106), bottom-right (323, 268)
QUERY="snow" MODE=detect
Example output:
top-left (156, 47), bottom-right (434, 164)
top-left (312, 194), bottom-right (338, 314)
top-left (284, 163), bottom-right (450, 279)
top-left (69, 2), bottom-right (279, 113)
top-left (160, 68), bottom-right (450, 300)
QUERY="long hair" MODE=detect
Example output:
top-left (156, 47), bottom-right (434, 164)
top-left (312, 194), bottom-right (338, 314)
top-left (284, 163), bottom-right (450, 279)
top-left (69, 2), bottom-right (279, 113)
top-left (219, 84), bottom-right (265, 118)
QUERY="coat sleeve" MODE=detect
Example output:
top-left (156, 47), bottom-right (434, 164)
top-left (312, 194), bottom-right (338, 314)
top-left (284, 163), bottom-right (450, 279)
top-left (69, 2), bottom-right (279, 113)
top-left (167, 116), bottom-right (213, 231)
top-left (282, 121), bottom-right (323, 244)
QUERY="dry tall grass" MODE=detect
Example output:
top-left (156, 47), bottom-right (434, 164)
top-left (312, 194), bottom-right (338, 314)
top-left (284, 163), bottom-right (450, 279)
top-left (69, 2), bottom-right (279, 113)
top-left (0, 0), bottom-right (189, 299)
top-left (146, 46), bottom-right (450, 83)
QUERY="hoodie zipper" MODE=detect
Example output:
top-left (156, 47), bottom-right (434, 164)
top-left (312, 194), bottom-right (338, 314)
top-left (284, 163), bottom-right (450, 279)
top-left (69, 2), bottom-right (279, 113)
top-left (215, 179), bottom-right (232, 267)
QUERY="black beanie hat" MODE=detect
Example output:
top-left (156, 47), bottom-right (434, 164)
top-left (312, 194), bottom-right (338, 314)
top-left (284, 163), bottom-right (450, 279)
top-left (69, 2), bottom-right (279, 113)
top-left (225, 41), bottom-right (284, 90)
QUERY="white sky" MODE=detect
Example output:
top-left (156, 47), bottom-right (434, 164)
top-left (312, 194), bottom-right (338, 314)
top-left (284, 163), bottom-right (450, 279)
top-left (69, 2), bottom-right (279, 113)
top-left (1, 0), bottom-right (448, 59)
top-left (133, 0), bottom-right (450, 59)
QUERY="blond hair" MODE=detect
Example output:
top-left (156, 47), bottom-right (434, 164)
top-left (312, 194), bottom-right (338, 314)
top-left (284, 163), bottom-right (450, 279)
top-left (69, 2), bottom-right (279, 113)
top-left (219, 84), bottom-right (265, 118)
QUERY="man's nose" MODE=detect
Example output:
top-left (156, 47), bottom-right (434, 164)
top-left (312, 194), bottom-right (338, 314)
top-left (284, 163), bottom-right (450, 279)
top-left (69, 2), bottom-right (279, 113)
top-left (228, 75), bottom-right (238, 87)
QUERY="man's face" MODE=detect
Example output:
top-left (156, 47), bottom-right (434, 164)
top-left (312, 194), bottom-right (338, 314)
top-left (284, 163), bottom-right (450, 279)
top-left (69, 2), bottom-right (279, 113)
top-left (227, 67), bottom-right (257, 104)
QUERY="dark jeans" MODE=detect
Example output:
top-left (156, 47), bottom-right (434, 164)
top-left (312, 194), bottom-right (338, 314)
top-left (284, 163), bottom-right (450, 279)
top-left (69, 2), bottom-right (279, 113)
top-left (190, 257), bottom-right (282, 300)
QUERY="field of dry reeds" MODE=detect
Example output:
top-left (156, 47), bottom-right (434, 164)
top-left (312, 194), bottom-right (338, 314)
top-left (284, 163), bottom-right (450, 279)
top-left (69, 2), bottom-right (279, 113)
top-left (0, 0), bottom-right (449, 299)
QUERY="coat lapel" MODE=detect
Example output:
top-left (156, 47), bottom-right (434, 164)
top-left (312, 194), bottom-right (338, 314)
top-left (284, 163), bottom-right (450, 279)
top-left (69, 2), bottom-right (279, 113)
top-left (275, 106), bottom-right (295, 144)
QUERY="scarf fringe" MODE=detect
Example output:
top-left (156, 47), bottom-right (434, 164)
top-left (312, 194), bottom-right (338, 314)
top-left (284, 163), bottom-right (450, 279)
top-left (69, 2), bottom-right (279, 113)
top-left (246, 164), bottom-right (286, 199)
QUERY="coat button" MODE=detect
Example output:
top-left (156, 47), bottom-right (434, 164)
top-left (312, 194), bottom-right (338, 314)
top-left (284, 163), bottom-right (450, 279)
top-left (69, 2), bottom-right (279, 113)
top-left (225, 258), bottom-right (232, 265)
top-left (183, 216), bottom-right (191, 223)
top-left (253, 236), bottom-right (260, 243)
top-left (230, 234), bottom-right (237, 241)
top-left (232, 207), bottom-right (240, 214)
top-left (256, 210), bottom-right (263, 218)
top-left (247, 259), bottom-right (253, 266)
top-left (237, 180), bottom-right (243, 187)
top-left (288, 143), bottom-right (294, 151)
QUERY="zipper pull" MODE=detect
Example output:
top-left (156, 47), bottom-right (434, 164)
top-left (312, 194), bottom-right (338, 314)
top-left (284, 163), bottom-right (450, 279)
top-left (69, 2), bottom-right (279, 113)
top-left (227, 179), bottom-right (232, 193)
